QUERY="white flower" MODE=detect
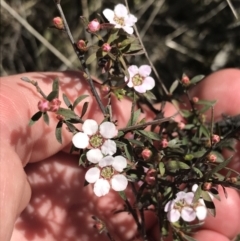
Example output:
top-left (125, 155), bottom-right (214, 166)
top-left (72, 119), bottom-right (118, 155)
top-left (124, 65), bottom-right (155, 93)
top-left (164, 191), bottom-right (207, 223)
top-left (85, 155), bottom-right (128, 197)
top-left (103, 4), bottom-right (137, 34)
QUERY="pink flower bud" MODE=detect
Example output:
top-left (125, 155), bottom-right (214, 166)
top-left (49, 98), bottom-right (61, 112)
top-left (161, 138), bottom-right (168, 148)
top-left (87, 19), bottom-right (101, 33)
top-left (38, 100), bottom-right (50, 112)
top-left (141, 148), bottom-right (152, 160)
top-left (203, 182), bottom-right (212, 191)
top-left (102, 43), bottom-right (112, 52)
top-left (178, 122), bottom-right (185, 130)
top-left (192, 97), bottom-right (199, 103)
top-left (212, 134), bottom-right (220, 144)
top-left (77, 40), bottom-right (88, 52)
top-left (145, 169), bottom-right (157, 186)
top-left (207, 153), bottom-right (217, 162)
top-left (181, 75), bottom-right (190, 85)
top-left (101, 84), bottom-right (110, 93)
top-left (53, 17), bottom-right (64, 30)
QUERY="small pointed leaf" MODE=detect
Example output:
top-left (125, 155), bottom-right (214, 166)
top-left (73, 95), bottom-right (89, 110)
top-left (29, 111), bottom-right (42, 126)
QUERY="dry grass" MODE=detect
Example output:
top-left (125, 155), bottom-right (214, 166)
top-left (1, 0), bottom-right (240, 85)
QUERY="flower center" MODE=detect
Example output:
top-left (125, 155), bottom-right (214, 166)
top-left (132, 74), bottom-right (144, 86)
top-left (113, 16), bottom-right (125, 26)
top-left (101, 166), bottom-right (114, 179)
top-left (89, 134), bottom-right (104, 148)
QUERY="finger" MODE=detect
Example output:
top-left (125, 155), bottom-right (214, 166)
top-left (0, 71), bottom-right (146, 241)
top-left (189, 69), bottom-right (240, 238)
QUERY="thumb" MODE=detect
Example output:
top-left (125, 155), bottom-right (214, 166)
top-left (0, 71), bottom-right (136, 241)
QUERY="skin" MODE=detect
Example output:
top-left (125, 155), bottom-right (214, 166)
top-left (0, 69), bottom-right (239, 241)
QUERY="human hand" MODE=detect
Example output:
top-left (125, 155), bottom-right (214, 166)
top-left (0, 69), bottom-right (239, 241)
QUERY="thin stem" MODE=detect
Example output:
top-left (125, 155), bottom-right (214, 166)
top-left (119, 113), bottom-right (178, 132)
top-left (54, 1), bottom-right (107, 116)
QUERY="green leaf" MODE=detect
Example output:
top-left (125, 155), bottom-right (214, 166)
top-left (126, 43), bottom-right (142, 52)
top-left (159, 162), bottom-right (165, 176)
top-left (86, 52), bottom-right (96, 65)
top-left (43, 112), bottom-right (49, 125)
top-left (72, 95), bottom-right (89, 110)
top-left (193, 184), bottom-right (202, 203)
top-left (65, 121), bottom-right (77, 132)
top-left (182, 234), bottom-right (197, 241)
top-left (201, 191), bottom-right (216, 216)
top-left (52, 78), bottom-right (59, 97)
top-left (29, 111), bottom-right (42, 126)
top-left (128, 139), bottom-right (144, 146)
top-left (192, 150), bottom-right (206, 158)
top-left (169, 80), bottom-right (179, 94)
top-left (190, 75), bottom-right (205, 84)
top-left (205, 156), bottom-right (233, 180)
top-left (195, 99), bottom-right (217, 106)
top-left (181, 109), bottom-right (192, 118)
top-left (192, 167), bottom-right (203, 177)
top-left (80, 102), bottom-right (89, 118)
top-left (165, 161), bottom-right (190, 172)
top-left (143, 90), bottom-right (157, 102)
top-left (119, 37), bottom-right (136, 48)
top-left (55, 121), bottom-right (63, 144)
top-left (137, 130), bottom-right (161, 141)
top-left (57, 108), bottom-right (79, 120)
top-left (47, 90), bottom-right (58, 101)
top-left (62, 93), bottom-right (72, 108)
top-left (79, 153), bottom-right (87, 167)
top-left (118, 191), bottom-right (126, 200)
top-left (127, 109), bottom-right (141, 127)
top-left (116, 131), bottom-right (124, 138)
top-left (107, 29), bottom-right (119, 43)
top-left (199, 124), bottom-right (210, 138)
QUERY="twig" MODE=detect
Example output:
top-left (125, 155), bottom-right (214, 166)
top-left (1, 0), bottom-right (75, 69)
top-left (53, 1), bottom-right (107, 116)
top-left (119, 113), bottom-right (178, 132)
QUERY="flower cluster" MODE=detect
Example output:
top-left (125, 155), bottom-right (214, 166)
top-left (72, 119), bottom-right (128, 197)
top-left (164, 185), bottom-right (211, 223)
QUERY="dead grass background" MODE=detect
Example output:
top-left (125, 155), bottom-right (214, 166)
top-left (1, 0), bottom-right (240, 86)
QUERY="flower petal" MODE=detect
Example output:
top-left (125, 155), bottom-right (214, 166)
top-left (125, 14), bottom-right (137, 25)
top-left (125, 76), bottom-right (133, 87)
top-left (128, 65), bottom-right (139, 77)
top-left (139, 65), bottom-right (151, 77)
top-left (85, 167), bottom-right (100, 183)
top-left (176, 191), bottom-right (187, 200)
top-left (112, 155), bottom-right (127, 172)
top-left (100, 122), bottom-right (117, 139)
top-left (82, 119), bottom-right (98, 135)
top-left (164, 200), bottom-right (175, 212)
top-left (196, 206), bottom-right (207, 220)
top-left (192, 184), bottom-right (198, 192)
top-left (99, 155), bottom-right (114, 168)
top-left (101, 139), bottom-right (116, 155)
top-left (167, 209), bottom-right (180, 223)
top-left (87, 149), bottom-right (103, 163)
top-left (114, 4), bottom-right (128, 17)
top-left (94, 178), bottom-right (110, 197)
top-left (111, 174), bottom-right (128, 191)
top-left (141, 77), bottom-right (155, 90)
top-left (184, 192), bottom-right (194, 205)
top-left (134, 85), bottom-right (147, 93)
top-left (123, 26), bottom-right (134, 34)
top-left (72, 132), bottom-right (89, 149)
top-left (103, 9), bottom-right (115, 23)
top-left (181, 207), bottom-right (196, 222)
